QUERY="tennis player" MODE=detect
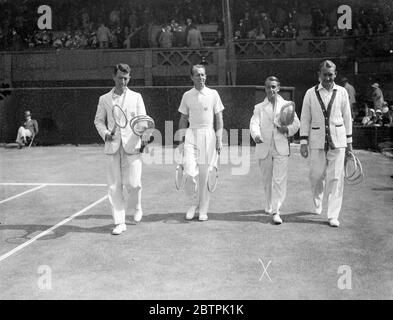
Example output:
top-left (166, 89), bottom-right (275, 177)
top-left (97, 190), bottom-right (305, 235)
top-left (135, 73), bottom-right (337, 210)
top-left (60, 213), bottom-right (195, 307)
top-left (300, 60), bottom-right (353, 227)
top-left (250, 76), bottom-right (300, 224)
top-left (94, 63), bottom-right (147, 235)
top-left (177, 64), bottom-right (224, 221)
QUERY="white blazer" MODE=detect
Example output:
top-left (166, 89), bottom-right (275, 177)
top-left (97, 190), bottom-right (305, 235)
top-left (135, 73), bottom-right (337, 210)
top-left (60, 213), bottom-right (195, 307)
top-left (300, 83), bottom-right (352, 149)
top-left (250, 95), bottom-right (300, 159)
top-left (94, 87), bottom-right (146, 155)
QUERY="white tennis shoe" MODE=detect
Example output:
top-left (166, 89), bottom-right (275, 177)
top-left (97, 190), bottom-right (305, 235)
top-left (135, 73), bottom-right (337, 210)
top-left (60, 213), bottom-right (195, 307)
top-left (186, 206), bottom-right (198, 220)
top-left (112, 223), bottom-right (127, 235)
top-left (329, 218), bottom-right (340, 227)
top-left (134, 208), bottom-right (143, 222)
top-left (273, 213), bottom-right (282, 224)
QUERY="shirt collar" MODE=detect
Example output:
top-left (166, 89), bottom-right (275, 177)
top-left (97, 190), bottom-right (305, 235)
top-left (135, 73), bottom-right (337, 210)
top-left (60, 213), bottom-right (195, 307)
top-left (318, 82), bottom-right (338, 92)
top-left (193, 86), bottom-right (208, 96)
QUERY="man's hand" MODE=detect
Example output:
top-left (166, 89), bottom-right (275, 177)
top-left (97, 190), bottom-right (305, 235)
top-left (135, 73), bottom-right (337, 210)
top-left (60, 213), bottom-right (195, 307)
top-left (105, 133), bottom-right (114, 141)
top-left (346, 143), bottom-right (353, 155)
top-left (216, 138), bottom-right (223, 154)
top-left (300, 144), bottom-right (309, 158)
top-left (276, 125), bottom-right (289, 135)
top-left (254, 136), bottom-right (263, 144)
top-left (177, 141), bottom-right (184, 154)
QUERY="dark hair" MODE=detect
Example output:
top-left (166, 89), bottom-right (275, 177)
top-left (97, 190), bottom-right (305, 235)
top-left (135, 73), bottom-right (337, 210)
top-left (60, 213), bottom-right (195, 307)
top-left (113, 63), bottom-right (131, 75)
top-left (190, 64), bottom-right (206, 76)
top-left (265, 76), bottom-right (280, 85)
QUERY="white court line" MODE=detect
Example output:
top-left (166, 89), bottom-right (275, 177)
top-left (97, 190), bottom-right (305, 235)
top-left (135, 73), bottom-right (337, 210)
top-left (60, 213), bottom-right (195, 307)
top-left (0, 183), bottom-right (106, 187)
top-left (0, 185), bottom-right (47, 205)
top-left (0, 195), bottom-right (108, 263)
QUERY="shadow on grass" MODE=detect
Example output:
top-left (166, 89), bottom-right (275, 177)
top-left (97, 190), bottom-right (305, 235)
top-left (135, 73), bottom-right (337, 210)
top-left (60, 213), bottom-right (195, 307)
top-left (0, 211), bottom-right (327, 241)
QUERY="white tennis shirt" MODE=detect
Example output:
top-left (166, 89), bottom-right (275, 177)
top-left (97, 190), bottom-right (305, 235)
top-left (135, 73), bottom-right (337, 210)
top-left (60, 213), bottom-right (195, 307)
top-left (178, 87), bottom-right (224, 129)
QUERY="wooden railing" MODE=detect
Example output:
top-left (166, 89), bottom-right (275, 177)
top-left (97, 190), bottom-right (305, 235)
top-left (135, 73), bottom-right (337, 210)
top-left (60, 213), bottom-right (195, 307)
top-left (233, 32), bottom-right (393, 59)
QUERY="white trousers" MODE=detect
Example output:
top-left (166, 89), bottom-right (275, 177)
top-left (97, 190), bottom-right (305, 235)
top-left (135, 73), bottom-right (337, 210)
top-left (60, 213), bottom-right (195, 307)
top-left (107, 145), bottom-right (142, 225)
top-left (16, 127), bottom-right (32, 144)
top-left (183, 128), bottom-right (216, 215)
top-left (309, 148), bottom-right (345, 220)
top-left (259, 143), bottom-right (289, 214)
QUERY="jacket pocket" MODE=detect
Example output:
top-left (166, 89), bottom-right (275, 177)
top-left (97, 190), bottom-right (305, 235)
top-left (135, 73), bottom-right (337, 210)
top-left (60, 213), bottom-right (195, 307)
top-left (335, 124), bottom-right (343, 127)
top-left (312, 127), bottom-right (320, 130)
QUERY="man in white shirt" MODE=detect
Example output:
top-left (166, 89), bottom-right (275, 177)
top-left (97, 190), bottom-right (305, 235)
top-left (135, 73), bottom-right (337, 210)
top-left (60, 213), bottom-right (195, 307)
top-left (300, 60), bottom-right (353, 227)
top-left (94, 64), bottom-right (147, 235)
top-left (250, 76), bottom-right (300, 224)
top-left (177, 64), bottom-right (224, 221)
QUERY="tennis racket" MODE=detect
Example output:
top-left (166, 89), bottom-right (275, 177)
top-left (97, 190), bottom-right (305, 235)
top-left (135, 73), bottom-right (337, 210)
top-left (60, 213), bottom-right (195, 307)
top-left (129, 115), bottom-right (155, 152)
top-left (111, 104), bottom-right (128, 135)
top-left (207, 150), bottom-right (219, 193)
top-left (344, 151), bottom-right (364, 185)
top-left (175, 147), bottom-right (187, 190)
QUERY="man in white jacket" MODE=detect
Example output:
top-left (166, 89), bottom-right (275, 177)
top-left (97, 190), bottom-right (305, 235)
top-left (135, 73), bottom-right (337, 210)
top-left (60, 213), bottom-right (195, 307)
top-left (300, 60), bottom-right (353, 227)
top-left (250, 76), bottom-right (300, 224)
top-left (94, 63), bottom-right (147, 235)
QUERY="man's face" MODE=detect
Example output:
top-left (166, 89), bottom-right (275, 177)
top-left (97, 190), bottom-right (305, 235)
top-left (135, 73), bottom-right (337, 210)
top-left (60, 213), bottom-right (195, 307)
top-left (191, 67), bottom-right (206, 90)
top-left (319, 66), bottom-right (336, 88)
top-left (113, 70), bottom-right (130, 90)
top-left (265, 80), bottom-right (280, 101)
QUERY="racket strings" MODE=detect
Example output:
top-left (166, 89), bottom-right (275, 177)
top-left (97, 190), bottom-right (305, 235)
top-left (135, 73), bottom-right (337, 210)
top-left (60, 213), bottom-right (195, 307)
top-left (344, 152), bottom-right (364, 185)
top-left (207, 151), bottom-right (219, 193)
top-left (175, 149), bottom-right (187, 190)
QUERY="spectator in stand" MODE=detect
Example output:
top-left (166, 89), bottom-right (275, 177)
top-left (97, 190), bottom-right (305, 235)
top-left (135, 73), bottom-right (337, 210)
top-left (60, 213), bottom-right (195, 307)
top-left (389, 105), bottom-right (393, 126)
top-left (243, 12), bottom-right (253, 35)
top-left (185, 18), bottom-right (193, 40)
top-left (172, 22), bottom-right (186, 47)
top-left (342, 77), bottom-right (356, 118)
top-left (371, 83), bottom-right (384, 111)
top-left (158, 25), bottom-right (173, 48)
top-left (213, 29), bottom-right (225, 46)
top-left (375, 109), bottom-right (383, 126)
top-left (109, 6), bottom-right (121, 28)
top-left (381, 103), bottom-right (391, 126)
top-left (255, 26), bottom-right (266, 40)
top-left (319, 20), bottom-right (330, 37)
top-left (97, 22), bottom-right (111, 48)
top-left (260, 13), bottom-right (272, 37)
top-left (187, 24), bottom-right (203, 48)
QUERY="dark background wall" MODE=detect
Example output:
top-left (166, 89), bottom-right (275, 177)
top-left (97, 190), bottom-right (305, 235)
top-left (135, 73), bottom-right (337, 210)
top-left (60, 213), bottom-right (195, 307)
top-left (0, 86), bottom-right (294, 146)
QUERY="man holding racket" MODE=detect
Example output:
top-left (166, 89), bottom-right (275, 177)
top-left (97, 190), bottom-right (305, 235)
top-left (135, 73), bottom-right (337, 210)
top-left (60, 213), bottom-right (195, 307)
top-left (94, 63), bottom-right (150, 235)
top-left (250, 76), bottom-right (300, 224)
top-left (177, 64), bottom-right (224, 221)
top-left (300, 60), bottom-right (352, 227)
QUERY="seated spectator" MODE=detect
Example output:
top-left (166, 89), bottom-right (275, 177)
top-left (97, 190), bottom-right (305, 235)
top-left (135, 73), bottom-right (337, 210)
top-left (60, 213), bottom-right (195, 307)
top-left (213, 29), bottom-right (225, 46)
top-left (15, 110), bottom-right (39, 149)
top-left (375, 109), bottom-right (383, 126)
top-left (381, 104), bottom-right (392, 126)
top-left (362, 108), bottom-right (376, 126)
top-left (255, 26), bottom-right (266, 40)
top-left (389, 105), bottom-right (393, 125)
top-left (187, 24), bottom-right (203, 48)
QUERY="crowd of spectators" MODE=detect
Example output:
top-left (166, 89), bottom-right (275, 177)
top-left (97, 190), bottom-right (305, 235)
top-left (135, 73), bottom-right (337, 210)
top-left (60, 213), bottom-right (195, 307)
top-left (0, 0), bottom-right (222, 51)
top-left (355, 102), bottom-right (393, 127)
top-left (1, 0), bottom-right (393, 51)
top-left (232, 0), bottom-right (393, 40)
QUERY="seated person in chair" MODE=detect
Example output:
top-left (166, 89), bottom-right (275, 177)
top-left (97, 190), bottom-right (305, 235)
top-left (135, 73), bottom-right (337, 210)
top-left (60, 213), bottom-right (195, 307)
top-left (16, 110), bottom-right (39, 148)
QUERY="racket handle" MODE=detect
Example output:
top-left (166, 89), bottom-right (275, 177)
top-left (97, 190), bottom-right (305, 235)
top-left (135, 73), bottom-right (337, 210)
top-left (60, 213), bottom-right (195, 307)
top-left (110, 125), bottom-right (116, 136)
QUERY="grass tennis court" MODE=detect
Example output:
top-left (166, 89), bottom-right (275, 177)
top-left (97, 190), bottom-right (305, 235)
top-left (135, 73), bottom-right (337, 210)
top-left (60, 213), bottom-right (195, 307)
top-left (0, 144), bottom-right (392, 299)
